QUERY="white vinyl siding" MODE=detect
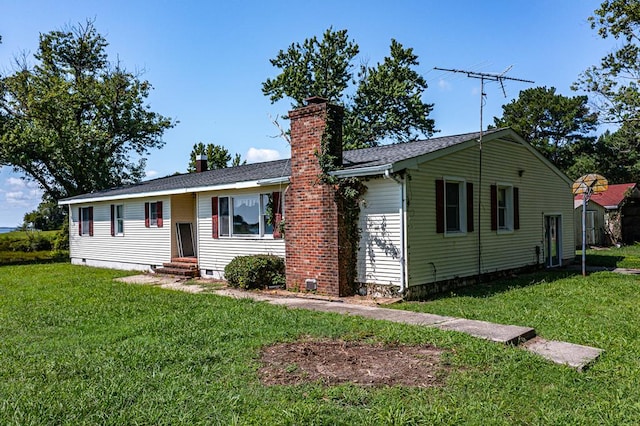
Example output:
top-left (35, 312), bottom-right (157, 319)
top-left (69, 197), bottom-right (172, 270)
top-left (407, 137), bottom-right (574, 287)
top-left (357, 178), bottom-right (403, 286)
top-left (197, 187), bottom-right (286, 278)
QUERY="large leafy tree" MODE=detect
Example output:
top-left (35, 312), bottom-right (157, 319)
top-left (492, 86), bottom-right (598, 173)
top-left (571, 1), bottom-right (640, 184)
top-left (187, 142), bottom-right (244, 172)
top-left (574, 0), bottom-right (640, 125)
top-left (0, 21), bottom-right (174, 200)
top-left (262, 28), bottom-right (435, 149)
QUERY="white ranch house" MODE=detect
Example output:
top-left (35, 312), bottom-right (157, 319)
top-left (60, 100), bottom-right (575, 299)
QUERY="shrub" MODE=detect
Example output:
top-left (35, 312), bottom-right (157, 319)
top-left (53, 220), bottom-right (70, 251)
top-left (224, 255), bottom-right (285, 289)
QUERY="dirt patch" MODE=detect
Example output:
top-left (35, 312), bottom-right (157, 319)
top-left (259, 339), bottom-right (450, 387)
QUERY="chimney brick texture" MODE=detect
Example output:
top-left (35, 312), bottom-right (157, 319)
top-left (285, 100), bottom-right (352, 297)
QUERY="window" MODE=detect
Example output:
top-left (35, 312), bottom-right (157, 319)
top-left (111, 204), bottom-right (124, 236)
top-left (215, 193), bottom-right (280, 238)
top-left (491, 185), bottom-right (519, 232)
top-left (79, 207), bottom-right (93, 236)
top-left (144, 201), bottom-right (163, 228)
top-left (436, 179), bottom-right (473, 235)
top-left (445, 182), bottom-right (462, 232)
top-left (116, 205), bottom-right (124, 235)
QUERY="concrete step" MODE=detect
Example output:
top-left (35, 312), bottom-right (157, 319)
top-left (162, 262), bottom-right (198, 270)
top-left (434, 318), bottom-right (537, 346)
top-left (171, 257), bottom-right (198, 264)
top-left (522, 336), bottom-right (603, 371)
top-left (154, 267), bottom-right (199, 277)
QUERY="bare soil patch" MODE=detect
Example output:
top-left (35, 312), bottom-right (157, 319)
top-left (259, 339), bottom-right (451, 387)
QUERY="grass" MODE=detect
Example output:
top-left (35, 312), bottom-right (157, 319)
top-left (579, 243), bottom-right (640, 269)
top-left (2, 258), bottom-right (640, 424)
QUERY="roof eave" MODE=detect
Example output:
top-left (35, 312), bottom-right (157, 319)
top-left (58, 177), bottom-right (290, 206)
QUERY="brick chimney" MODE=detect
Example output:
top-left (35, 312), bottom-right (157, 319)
top-left (195, 154), bottom-right (208, 173)
top-left (285, 97), bottom-right (352, 296)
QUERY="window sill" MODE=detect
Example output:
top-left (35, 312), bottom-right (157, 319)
top-left (497, 228), bottom-right (514, 235)
top-left (444, 231), bottom-right (467, 238)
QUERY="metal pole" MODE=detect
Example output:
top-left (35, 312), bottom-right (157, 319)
top-left (478, 76), bottom-right (484, 282)
top-left (582, 193), bottom-right (587, 277)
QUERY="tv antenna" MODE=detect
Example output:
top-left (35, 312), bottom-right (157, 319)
top-left (434, 66), bottom-right (534, 282)
top-left (433, 66), bottom-right (534, 145)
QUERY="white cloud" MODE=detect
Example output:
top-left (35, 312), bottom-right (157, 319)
top-left (438, 78), bottom-right (452, 91)
top-left (6, 177), bottom-right (26, 188)
top-left (1, 177), bottom-right (42, 208)
top-left (145, 170), bottom-right (160, 179)
top-left (246, 148), bottom-right (282, 164)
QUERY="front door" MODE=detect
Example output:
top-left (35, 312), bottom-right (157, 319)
top-left (545, 215), bottom-right (562, 267)
top-left (176, 222), bottom-right (195, 258)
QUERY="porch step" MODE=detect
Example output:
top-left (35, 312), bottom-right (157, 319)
top-left (153, 259), bottom-right (200, 278)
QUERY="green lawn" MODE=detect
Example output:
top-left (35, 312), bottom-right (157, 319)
top-left (582, 244), bottom-right (640, 269)
top-left (2, 262), bottom-right (640, 424)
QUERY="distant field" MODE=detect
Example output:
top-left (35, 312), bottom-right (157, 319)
top-left (0, 230), bottom-right (67, 264)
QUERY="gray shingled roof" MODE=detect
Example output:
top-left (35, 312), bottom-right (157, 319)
top-left (60, 129), bottom-right (503, 203)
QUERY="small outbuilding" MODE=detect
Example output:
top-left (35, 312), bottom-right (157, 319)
top-left (574, 183), bottom-right (640, 246)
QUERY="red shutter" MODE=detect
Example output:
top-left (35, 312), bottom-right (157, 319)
top-left (156, 201), bottom-right (163, 228)
top-left (211, 197), bottom-right (219, 239)
top-left (88, 207), bottom-right (94, 237)
top-left (110, 204), bottom-right (115, 236)
top-left (513, 187), bottom-right (520, 230)
top-left (466, 182), bottom-right (474, 232)
top-left (435, 179), bottom-right (444, 234)
top-left (144, 202), bottom-right (150, 228)
top-left (78, 207), bottom-right (82, 236)
top-left (490, 185), bottom-right (498, 231)
top-left (272, 191), bottom-right (283, 239)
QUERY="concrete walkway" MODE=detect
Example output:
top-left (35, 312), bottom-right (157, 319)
top-left (116, 274), bottom-right (603, 371)
top-left (214, 288), bottom-right (603, 371)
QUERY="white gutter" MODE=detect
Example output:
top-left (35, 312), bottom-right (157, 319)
top-left (257, 176), bottom-right (290, 186)
top-left (329, 164), bottom-right (393, 178)
top-left (58, 177), bottom-right (290, 205)
top-left (383, 170), bottom-right (407, 294)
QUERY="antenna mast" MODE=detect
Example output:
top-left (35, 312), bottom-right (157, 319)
top-left (434, 66), bottom-right (534, 282)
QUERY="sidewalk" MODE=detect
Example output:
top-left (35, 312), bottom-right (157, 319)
top-left (215, 288), bottom-right (603, 371)
top-left (116, 274), bottom-right (604, 371)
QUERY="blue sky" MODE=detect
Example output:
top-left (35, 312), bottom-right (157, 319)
top-left (0, 0), bottom-right (615, 226)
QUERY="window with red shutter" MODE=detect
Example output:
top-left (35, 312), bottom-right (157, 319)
top-left (156, 201), bottom-right (163, 228)
top-left (110, 205), bottom-right (115, 236)
top-left (212, 196), bottom-right (219, 238)
top-left (435, 180), bottom-right (444, 233)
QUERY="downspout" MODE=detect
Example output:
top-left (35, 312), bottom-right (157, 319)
top-left (384, 169), bottom-right (407, 294)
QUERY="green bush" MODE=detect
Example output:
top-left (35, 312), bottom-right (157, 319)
top-left (224, 255), bottom-right (285, 289)
top-left (53, 220), bottom-right (70, 251)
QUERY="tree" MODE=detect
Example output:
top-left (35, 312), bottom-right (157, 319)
top-left (571, 1), bottom-right (640, 183)
top-left (0, 21), bottom-right (174, 200)
top-left (492, 86), bottom-right (598, 173)
top-left (22, 197), bottom-right (66, 230)
top-left (574, 126), bottom-right (640, 184)
top-left (187, 142), bottom-right (245, 172)
top-left (262, 28), bottom-right (435, 149)
top-left (574, 0), bottom-right (640, 125)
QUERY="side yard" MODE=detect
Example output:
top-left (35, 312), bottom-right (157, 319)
top-left (1, 251), bottom-right (640, 423)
